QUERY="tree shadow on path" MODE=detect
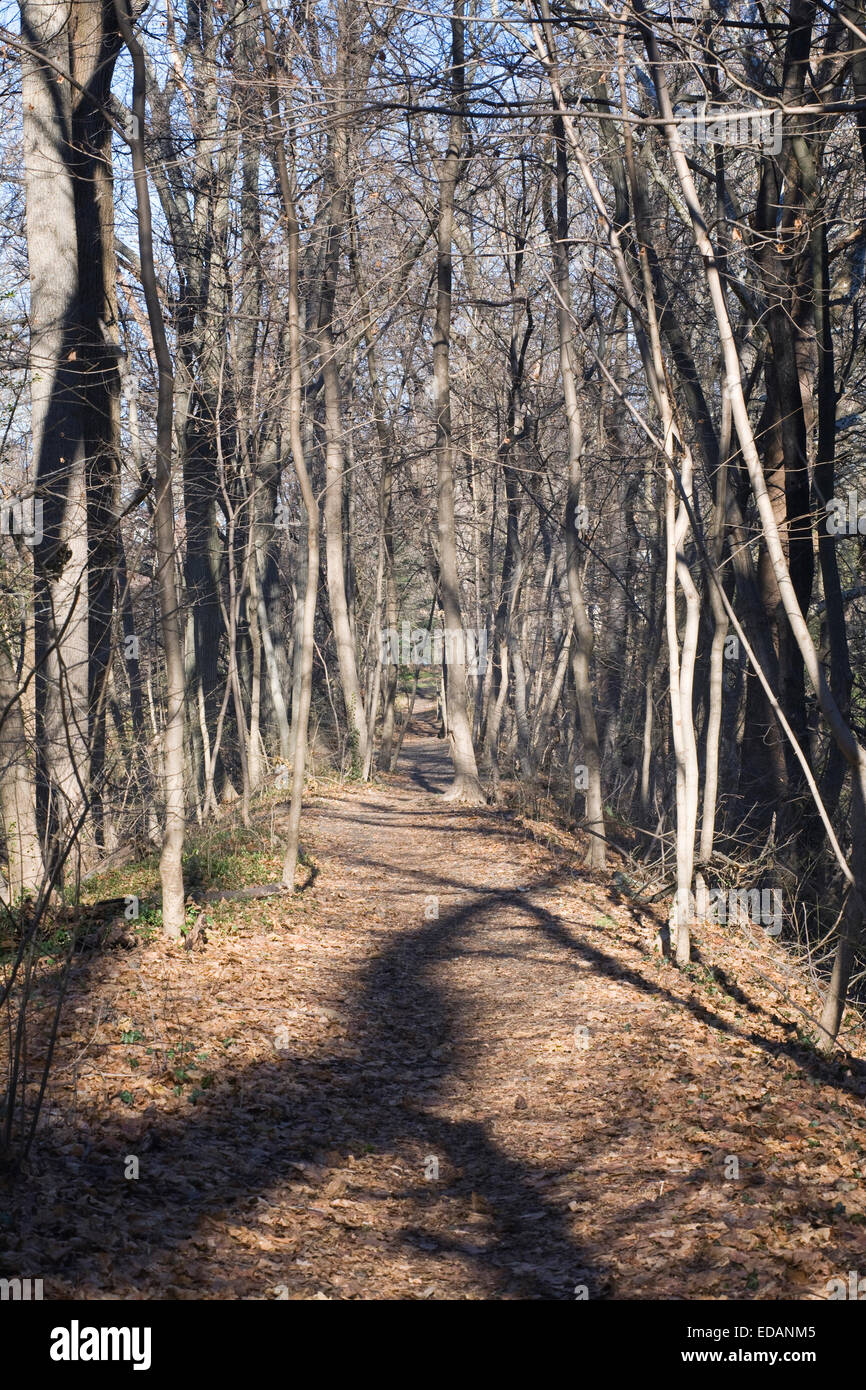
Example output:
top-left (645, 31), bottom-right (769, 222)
top-left (21, 865), bottom-right (603, 1299)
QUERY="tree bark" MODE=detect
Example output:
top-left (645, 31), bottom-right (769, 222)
top-left (433, 2), bottom-right (482, 803)
top-left (114, 0), bottom-right (186, 937)
top-left (545, 113), bottom-right (605, 867)
top-left (0, 636), bottom-right (45, 900)
top-left (21, 0), bottom-right (90, 860)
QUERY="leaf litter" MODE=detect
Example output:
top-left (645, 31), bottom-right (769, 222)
top-left (3, 707), bottom-right (865, 1300)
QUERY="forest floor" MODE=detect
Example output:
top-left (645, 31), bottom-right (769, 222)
top-left (4, 695), bottom-right (866, 1300)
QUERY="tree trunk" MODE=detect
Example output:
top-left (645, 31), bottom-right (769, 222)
top-left (0, 637), bottom-right (44, 900)
top-left (115, 0), bottom-right (185, 937)
top-left (259, 0), bottom-right (319, 891)
top-left (21, 0), bottom-right (90, 861)
top-left (433, 2), bottom-right (482, 803)
top-left (545, 113), bottom-right (605, 866)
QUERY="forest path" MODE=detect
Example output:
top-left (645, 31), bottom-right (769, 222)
top-left (15, 695), bottom-right (866, 1300)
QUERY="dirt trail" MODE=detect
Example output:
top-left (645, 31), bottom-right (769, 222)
top-left (10, 697), bottom-right (866, 1299)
